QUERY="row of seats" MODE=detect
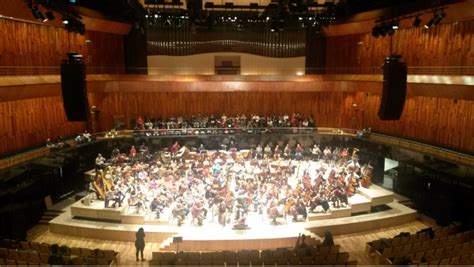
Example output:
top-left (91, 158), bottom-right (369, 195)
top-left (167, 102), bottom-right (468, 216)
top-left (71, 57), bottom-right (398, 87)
top-left (152, 245), bottom-right (341, 262)
top-left (150, 245), bottom-right (352, 266)
top-left (366, 224), bottom-right (462, 256)
top-left (0, 253), bottom-right (109, 265)
top-left (0, 239), bottom-right (119, 266)
top-left (149, 253), bottom-right (354, 266)
top-left (396, 251), bottom-right (474, 265)
top-left (375, 232), bottom-right (474, 264)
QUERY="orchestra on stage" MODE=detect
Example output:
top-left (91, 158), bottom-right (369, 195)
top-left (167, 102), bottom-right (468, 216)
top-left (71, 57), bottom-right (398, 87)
top-left (89, 142), bottom-right (373, 228)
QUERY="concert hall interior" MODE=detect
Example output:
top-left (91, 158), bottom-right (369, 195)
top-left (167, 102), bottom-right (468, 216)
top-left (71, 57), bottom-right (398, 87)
top-left (1, 0), bottom-right (473, 266)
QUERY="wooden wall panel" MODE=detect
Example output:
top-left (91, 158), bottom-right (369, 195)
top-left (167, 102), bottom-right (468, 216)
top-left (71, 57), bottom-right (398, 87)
top-left (0, 19), bottom-right (124, 75)
top-left (324, 19), bottom-right (474, 75)
top-left (96, 91), bottom-right (473, 153)
top-left (0, 94), bottom-right (86, 156)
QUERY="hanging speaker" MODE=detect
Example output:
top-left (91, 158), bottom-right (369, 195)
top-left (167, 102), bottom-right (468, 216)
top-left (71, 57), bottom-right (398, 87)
top-left (378, 56), bottom-right (407, 120)
top-left (60, 54), bottom-right (89, 121)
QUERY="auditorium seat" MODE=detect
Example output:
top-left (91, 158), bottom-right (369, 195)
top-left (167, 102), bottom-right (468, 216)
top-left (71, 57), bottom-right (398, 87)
top-left (0, 258), bottom-right (5, 265)
top-left (80, 247), bottom-right (92, 257)
top-left (301, 255), bottom-right (313, 265)
top-left (28, 251), bottom-right (41, 264)
top-left (18, 250), bottom-right (29, 262)
top-left (39, 243), bottom-right (50, 254)
top-left (337, 252), bottom-right (350, 264)
top-left (19, 241), bottom-right (30, 250)
top-left (287, 256), bottom-right (300, 265)
top-left (0, 247), bottom-right (7, 257)
top-left (70, 247), bottom-right (81, 256)
top-left (8, 249), bottom-right (20, 261)
top-left (5, 259), bottom-right (16, 265)
top-left (29, 241), bottom-right (40, 252)
top-left (250, 258), bottom-right (263, 266)
top-left (330, 244), bottom-right (340, 254)
top-left (318, 245), bottom-right (330, 255)
top-left (39, 252), bottom-right (49, 264)
top-left (275, 257), bottom-right (288, 266)
top-left (325, 253), bottom-right (338, 264)
top-left (313, 255), bottom-right (325, 264)
top-left (263, 258), bottom-right (275, 266)
top-left (70, 256), bottom-right (84, 265)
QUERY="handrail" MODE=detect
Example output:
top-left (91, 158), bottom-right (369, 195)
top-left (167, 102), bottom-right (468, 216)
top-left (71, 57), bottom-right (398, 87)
top-left (0, 127), bottom-right (472, 170)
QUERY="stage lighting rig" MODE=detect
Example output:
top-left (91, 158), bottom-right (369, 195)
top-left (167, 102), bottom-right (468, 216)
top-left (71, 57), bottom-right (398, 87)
top-left (425, 11), bottom-right (446, 29)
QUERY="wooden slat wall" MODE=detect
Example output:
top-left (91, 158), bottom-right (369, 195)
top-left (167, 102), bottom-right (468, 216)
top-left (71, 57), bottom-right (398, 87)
top-left (324, 19), bottom-right (474, 75)
top-left (0, 19), bottom-right (125, 75)
top-left (0, 87), bottom-right (471, 155)
top-left (97, 91), bottom-right (474, 153)
top-left (0, 94), bottom-right (86, 156)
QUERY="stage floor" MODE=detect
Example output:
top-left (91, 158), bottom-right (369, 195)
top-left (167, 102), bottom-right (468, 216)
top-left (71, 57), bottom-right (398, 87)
top-left (50, 185), bottom-right (417, 251)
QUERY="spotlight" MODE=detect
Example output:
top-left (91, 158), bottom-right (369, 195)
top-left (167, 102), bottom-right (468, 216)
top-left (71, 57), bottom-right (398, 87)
top-left (412, 16), bottom-right (421, 27)
top-left (45, 10), bottom-right (55, 21)
top-left (372, 25), bottom-right (381, 38)
top-left (432, 12), bottom-right (446, 26)
top-left (425, 12), bottom-right (446, 29)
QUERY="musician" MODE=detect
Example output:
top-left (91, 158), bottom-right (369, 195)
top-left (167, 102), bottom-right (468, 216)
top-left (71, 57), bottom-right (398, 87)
top-left (111, 147), bottom-right (121, 159)
top-left (295, 143), bottom-right (304, 160)
top-left (311, 144), bottom-right (321, 160)
top-left (283, 144), bottom-right (291, 159)
top-left (263, 144), bottom-right (272, 158)
top-left (228, 140), bottom-right (237, 150)
top-left (171, 141), bottom-right (180, 155)
top-left (130, 146), bottom-right (137, 158)
top-left (197, 144), bottom-right (206, 154)
top-left (95, 153), bottom-right (106, 169)
top-left (323, 146), bottom-right (331, 162)
top-left (255, 144), bottom-right (263, 159)
top-left (150, 197), bottom-right (164, 219)
top-left (105, 188), bottom-right (120, 208)
top-left (83, 130), bottom-right (92, 142)
top-left (191, 201), bottom-right (206, 226)
top-left (273, 144), bottom-right (281, 159)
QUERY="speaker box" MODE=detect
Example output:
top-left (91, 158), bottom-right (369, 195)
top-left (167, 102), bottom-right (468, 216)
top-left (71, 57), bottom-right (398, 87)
top-left (61, 60), bottom-right (89, 121)
top-left (378, 57), bottom-right (407, 120)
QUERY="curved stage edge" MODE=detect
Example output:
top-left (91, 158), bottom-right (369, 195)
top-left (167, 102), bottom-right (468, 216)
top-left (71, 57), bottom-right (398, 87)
top-left (49, 186), bottom-right (417, 251)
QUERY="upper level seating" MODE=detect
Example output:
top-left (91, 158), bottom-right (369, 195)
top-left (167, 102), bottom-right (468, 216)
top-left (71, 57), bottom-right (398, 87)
top-left (365, 224), bottom-right (474, 265)
top-left (0, 239), bottom-right (119, 266)
top-left (149, 243), bottom-right (356, 266)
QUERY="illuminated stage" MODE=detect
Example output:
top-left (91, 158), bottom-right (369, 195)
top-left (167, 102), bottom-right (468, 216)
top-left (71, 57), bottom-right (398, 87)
top-left (49, 184), bottom-right (417, 251)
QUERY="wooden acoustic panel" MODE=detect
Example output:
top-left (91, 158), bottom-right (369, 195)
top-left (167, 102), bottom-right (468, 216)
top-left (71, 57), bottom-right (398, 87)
top-left (324, 19), bottom-right (474, 75)
top-left (96, 91), bottom-right (473, 153)
top-left (0, 19), bottom-right (125, 75)
top-left (0, 96), bottom-right (86, 156)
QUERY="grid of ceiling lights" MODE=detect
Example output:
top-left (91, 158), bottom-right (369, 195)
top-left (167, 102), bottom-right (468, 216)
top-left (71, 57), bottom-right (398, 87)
top-left (144, 3), bottom-right (336, 32)
top-left (372, 9), bottom-right (447, 38)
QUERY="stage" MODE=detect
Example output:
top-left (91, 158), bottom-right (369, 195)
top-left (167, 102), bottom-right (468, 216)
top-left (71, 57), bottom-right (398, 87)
top-left (50, 184), bottom-right (417, 251)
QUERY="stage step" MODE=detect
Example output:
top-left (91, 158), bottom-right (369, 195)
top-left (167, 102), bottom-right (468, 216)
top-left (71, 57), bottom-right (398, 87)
top-left (308, 212), bottom-right (332, 221)
top-left (159, 236), bottom-right (176, 250)
top-left (38, 209), bottom-right (65, 225)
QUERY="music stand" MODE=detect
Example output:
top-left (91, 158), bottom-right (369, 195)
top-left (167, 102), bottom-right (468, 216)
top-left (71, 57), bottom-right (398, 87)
top-left (173, 236), bottom-right (183, 253)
